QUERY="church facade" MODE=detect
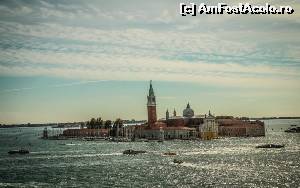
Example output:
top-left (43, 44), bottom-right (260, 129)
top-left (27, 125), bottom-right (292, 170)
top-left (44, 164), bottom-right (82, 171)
top-left (135, 81), bottom-right (218, 140)
top-left (200, 112), bottom-right (218, 140)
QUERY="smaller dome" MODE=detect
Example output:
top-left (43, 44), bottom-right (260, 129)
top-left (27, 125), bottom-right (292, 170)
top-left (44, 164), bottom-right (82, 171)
top-left (183, 103), bottom-right (194, 117)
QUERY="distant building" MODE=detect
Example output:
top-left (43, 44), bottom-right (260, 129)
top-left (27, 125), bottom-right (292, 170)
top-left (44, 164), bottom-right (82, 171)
top-left (61, 81), bottom-right (264, 140)
top-left (134, 81), bottom-right (219, 140)
top-left (199, 111), bottom-right (218, 140)
top-left (135, 81), bottom-right (196, 140)
top-left (160, 103), bottom-right (218, 140)
top-left (217, 118), bottom-right (265, 137)
top-left (63, 128), bottom-right (109, 137)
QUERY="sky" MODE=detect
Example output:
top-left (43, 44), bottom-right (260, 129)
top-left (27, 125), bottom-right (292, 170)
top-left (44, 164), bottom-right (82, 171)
top-left (0, 0), bottom-right (300, 124)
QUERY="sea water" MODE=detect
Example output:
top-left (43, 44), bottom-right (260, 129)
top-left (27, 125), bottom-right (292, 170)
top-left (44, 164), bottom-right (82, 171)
top-left (0, 119), bottom-right (299, 187)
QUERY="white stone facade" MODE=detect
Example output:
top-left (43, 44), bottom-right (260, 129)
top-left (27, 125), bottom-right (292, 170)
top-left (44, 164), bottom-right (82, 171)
top-left (199, 114), bottom-right (218, 140)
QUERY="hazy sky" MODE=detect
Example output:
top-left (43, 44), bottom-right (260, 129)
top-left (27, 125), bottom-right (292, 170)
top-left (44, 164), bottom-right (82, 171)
top-left (0, 0), bottom-right (300, 124)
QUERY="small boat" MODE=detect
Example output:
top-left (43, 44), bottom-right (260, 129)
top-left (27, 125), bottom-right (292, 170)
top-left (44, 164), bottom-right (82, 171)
top-left (123, 149), bottom-right (146, 155)
top-left (163, 152), bottom-right (177, 156)
top-left (83, 138), bottom-right (95, 141)
top-left (284, 126), bottom-right (300, 133)
top-left (255, 144), bottom-right (284, 148)
top-left (8, 149), bottom-right (30, 154)
top-left (173, 159), bottom-right (183, 164)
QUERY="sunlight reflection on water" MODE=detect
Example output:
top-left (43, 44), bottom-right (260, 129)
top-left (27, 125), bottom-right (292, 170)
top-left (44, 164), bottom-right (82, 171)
top-left (0, 120), bottom-right (299, 187)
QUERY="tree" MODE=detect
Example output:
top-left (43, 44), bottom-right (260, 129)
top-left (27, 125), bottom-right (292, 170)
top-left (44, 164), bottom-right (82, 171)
top-left (104, 120), bottom-right (112, 129)
top-left (95, 117), bottom-right (103, 129)
top-left (114, 118), bottom-right (123, 128)
top-left (90, 118), bottom-right (96, 129)
top-left (112, 118), bottom-right (124, 137)
top-left (80, 122), bottom-right (85, 129)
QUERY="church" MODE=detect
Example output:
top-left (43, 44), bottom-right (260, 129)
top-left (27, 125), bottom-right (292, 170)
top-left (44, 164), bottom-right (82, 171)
top-left (135, 81), bottom-right (218, 140)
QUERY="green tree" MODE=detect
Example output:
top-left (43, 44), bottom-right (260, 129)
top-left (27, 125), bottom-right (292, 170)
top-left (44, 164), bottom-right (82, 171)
top-left (80, 122), bottom-right (85, 129)
top-left (95, 117), bottom-right (103, 129)
top-left (104, 120), bottom-right (112, 129)
top-left (113, 118), bottom-right (124, 137)
top-left (114, 118), bottom-right (123, 128)
top-left (86, 121), bottom-right (90, 129)
top-left (90, 118), bottom-right (96, 129)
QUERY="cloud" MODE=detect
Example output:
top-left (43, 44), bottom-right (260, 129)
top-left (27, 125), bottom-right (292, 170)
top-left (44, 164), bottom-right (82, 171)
top-left (0, 87), bottom-right (34, 93)
top-left (0, 0), bottom-right (299, 123)
top-left (0, 80), bottom-right (108, 94)
top-left (0, 0), bottom-right (299, 91)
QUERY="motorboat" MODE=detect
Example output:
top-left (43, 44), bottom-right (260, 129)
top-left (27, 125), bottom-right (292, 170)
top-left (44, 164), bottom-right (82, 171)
top-left (8, 149), bottom-right (30, 154)
top-left (284, 125), bottom-right (300, 133)
top-left (163, 152), bottom-right (177, 156)
top-left (173, 159), bottom-right (183, 164)
top-left (255, 144), bottom-right (284, 148)
top-left (123, 149), bottom-right (146, 155)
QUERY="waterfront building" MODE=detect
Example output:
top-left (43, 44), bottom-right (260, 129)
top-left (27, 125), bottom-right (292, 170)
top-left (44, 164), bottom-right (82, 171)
top-left (160, 103), bottom-right (218, 140)
top-left (217, 117), bottom-right (265, 137)
top-left (63, 128), bottom-right (109, 138)
top-left (199, 111), bottom-right (218, 140)
top-left (134, 81), bottom-right (219, 140)
top-left (61, 81), bottom-right (264, 140)
top-left (136, 81), bottom-right (197, 140)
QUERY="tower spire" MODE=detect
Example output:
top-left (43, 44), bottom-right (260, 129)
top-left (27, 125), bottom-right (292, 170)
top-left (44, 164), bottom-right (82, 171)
top-left (166, 109), bottom-right (169, 120)
top-left (147, 80), bottom-right (156, 106)
top-left (149, 80), bottom-right (154, 96)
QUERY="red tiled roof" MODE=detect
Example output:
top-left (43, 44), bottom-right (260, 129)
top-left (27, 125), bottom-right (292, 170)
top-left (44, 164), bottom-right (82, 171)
top-left (146, 126), bottom-right (195, 130)
top-left (217, 119), bottom-right (263, 128)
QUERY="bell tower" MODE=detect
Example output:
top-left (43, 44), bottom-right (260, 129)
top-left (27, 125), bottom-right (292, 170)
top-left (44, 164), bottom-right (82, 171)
top-left (166, 109), bottom-right (169, 120)
top-left (147, 80), bottom-right (157, 127)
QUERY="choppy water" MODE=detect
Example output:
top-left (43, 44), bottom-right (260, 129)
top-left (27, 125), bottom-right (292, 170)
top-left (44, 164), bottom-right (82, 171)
top-left (0, 119), bottom-right (299, 187)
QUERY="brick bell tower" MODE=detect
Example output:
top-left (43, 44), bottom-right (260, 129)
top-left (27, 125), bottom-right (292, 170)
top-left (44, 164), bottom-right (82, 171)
top-left (147, 80), bottom-right (157, 127)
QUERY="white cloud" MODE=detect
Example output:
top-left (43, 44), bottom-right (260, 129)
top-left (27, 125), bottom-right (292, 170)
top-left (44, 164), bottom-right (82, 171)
top-left (0, 1), bottom-right (299, 91)
top-left (0, 0), bottom-right (299, 123)
top-left (0, 80), bottom-right (108, 94)
top-left (0, 19), bottom-right (299, 91)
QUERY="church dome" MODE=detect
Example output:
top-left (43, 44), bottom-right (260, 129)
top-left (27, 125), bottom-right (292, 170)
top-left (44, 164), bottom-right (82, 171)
top-left (183, 103), bottom-right (194, 117)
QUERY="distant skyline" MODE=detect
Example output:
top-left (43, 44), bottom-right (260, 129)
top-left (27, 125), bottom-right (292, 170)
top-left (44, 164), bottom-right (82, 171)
top-left (0, 0), bottom-right (300, 124)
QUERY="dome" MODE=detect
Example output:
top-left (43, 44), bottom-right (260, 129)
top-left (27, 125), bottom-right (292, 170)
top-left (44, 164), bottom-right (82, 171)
top-left (183, 103), bottom-right (194, 117)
